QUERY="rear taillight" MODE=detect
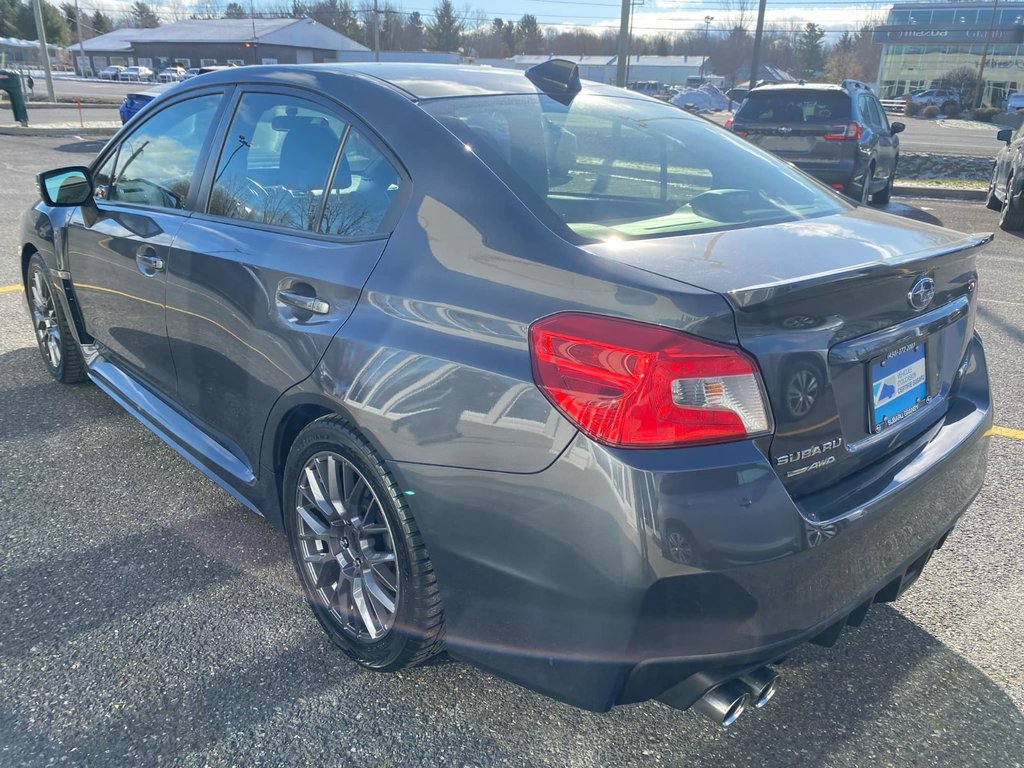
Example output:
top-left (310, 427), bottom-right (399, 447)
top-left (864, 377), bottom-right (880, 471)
top-left (724, 118), bottom-right (749, 138)
top-left (824, 122), bottom-right (864, 140)
top-left (529, 313), bottom-right (772, 448)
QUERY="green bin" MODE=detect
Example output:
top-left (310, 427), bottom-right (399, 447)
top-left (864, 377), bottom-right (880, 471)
top-left (0, 70), bottom-right (29, 126)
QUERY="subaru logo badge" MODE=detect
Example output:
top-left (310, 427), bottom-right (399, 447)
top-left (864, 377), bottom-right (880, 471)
top-left (908, 276), bottom-right (935, 311)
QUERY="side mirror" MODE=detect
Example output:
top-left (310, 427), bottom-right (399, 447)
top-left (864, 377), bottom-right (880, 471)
top-left (38, 166), bottom-right (94, 207)
top-left (890, 122), bottom-right (906, 135)
top-left (997, 128), bottom-right (1013, 144)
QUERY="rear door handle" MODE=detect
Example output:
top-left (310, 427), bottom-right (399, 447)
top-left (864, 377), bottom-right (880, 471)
top-left (277, 289), bottom-right (330, 315)
top-left (136, 248), bottom-right (164, 274)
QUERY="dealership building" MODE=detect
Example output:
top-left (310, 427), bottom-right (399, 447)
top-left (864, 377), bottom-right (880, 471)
top-left (67, 18), bottom-right (369, 76)
top-left (873, 1), bottom-right (1024, 105)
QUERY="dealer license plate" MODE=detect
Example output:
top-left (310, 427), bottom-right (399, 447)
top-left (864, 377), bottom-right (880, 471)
top-left (869, 342), bottom-right (928, 432)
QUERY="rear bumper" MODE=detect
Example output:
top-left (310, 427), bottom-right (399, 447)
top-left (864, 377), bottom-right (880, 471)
top-left (390, 334), bottom-right (991, 711)
top-left (791, 158), bottom-right (858, 188)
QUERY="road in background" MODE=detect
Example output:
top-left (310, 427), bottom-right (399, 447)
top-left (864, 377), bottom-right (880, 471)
top-left (0, 136), bottom-right (1021, 767)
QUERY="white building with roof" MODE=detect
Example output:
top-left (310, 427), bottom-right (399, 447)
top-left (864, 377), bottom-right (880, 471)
top-left (67, 18), bottom-right (369, 76)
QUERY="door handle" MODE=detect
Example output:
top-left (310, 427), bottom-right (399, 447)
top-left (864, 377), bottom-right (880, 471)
top-left (277, 289), bottom-right (330, 315)
top-left (136, 249), bottom-right (164, 274)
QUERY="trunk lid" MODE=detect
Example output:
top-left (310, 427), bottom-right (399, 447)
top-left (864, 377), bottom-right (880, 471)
top-left (585, 208), bottom-right (988, 498)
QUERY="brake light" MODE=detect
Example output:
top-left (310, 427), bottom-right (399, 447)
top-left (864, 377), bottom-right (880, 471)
top-left (529, 313), bottom-right (772, 448)
top-left (824, 122), bottom-right (864, 140)
top-left (724, 118), bottom-right (749, 138)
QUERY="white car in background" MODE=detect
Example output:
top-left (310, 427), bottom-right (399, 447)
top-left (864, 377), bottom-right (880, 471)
top-left (97, 65), bottom-right (125, 80)
top-left (119, 66), bottom-right (154, 82)
top-left (158, 67), bottom-right (185, 83)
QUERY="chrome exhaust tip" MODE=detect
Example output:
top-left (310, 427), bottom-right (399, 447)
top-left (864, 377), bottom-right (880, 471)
top-left (692, 681), bottom-right (750, 727)
top-left (737, 666), bottom-right (779, 708)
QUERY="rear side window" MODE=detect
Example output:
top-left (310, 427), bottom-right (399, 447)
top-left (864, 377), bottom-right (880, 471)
top-left (736, 91), bottom-right (852, 124)
top-left (318, 130), bottom-right (400, 237)
top-left (425, 93), bottom-right (844, 242)
top-left (209, 93), bottom-right (344, 231)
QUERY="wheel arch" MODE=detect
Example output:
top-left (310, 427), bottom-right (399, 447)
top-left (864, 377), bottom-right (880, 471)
top-left (260, 390), bottom-right (400, 529)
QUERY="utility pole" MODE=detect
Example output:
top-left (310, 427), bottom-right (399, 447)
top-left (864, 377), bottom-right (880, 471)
top-left (747, 0), bottom-right (767, 92)
top-left (974, 0), bottom-right (1000, 108)
top-left (72, 0), bottom-right (86, 76)
top-left (699, 15), bottom-right (713, 81)
top-left (373, 0), bottom-right (381, 62)
top-left (31, 0), bottom-right (55, 102)
top-left (249, 0), bottom-right (258, 65)
top-left (614, 0), bottom-right (630, 86)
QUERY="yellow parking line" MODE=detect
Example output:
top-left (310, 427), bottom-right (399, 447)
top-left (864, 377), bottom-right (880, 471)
top-left (0, 284), bottom-right (22, 293)
top-left (988, 425), bottom-right (1024, 440)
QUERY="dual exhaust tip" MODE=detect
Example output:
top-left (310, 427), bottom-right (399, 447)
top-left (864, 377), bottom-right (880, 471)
top-left (692, 667), bottom-right (779, 727)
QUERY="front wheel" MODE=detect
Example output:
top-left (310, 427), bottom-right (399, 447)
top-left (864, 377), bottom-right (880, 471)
top-left (284, 416), bottom-right (445, 671)
top-left (25, 254), bottom-right (86, 384)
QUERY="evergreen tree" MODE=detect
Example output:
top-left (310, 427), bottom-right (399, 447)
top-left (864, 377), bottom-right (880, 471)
top-left (224, 2), bottom-right (248, 18)
top-left (795, 22), bottom-right (825, 77)
top-left (129, 1), bottom-right (160, 28)
top-left (516, 14), bottom-right (542, 54)
top-left (427, 0), bottom-right (462, 52)
top-left (91, 9), bottom-right (113, 34)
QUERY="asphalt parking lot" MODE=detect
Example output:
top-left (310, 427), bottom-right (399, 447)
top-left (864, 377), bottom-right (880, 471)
top-left (0, 135), bottom-right (1022, 767)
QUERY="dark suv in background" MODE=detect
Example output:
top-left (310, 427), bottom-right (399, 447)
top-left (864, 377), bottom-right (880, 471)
top-left (727, 80), bottom-right (904, 205)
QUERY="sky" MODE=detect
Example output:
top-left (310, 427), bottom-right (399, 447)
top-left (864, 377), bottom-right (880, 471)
top-left (75, 0), bottom-right (895, 39)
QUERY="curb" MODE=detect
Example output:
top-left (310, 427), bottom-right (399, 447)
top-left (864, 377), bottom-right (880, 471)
top-left (27, 102), bottom-right (120, 109)
top-left (894, 184), bottom-right (987, 201)
top-left (0, 125), bottom-right (118, 138)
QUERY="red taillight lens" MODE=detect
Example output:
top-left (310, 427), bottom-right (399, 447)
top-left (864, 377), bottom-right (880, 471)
top-left (725, 118), bottom-right (749, 138)
top-left (824, 122), bottom-right (864, 140)
top-left (529, 313), bottom-right (772, 448)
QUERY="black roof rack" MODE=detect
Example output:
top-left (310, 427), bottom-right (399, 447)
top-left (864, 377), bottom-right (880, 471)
top-left (525, 59), bottom-right (581, 103)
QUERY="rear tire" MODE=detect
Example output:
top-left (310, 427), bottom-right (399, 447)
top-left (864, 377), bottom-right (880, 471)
top-left (858, 164), bottom-right (874, 205)
top-left (872, 167), bottom-right (895, 206)
top-left (940, 100), bottom-right (958, 114)
top-left (987, 175), bottom-right (1004, 212)
top-left (283, 416), bottom-right (445, 671)
top-left (25, 254), bottom-right (86, 384)
top-left (999, 175), bottom-right (1024, 231)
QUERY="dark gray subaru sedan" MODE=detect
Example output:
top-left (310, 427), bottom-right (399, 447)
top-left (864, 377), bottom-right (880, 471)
top-left (20, 61), bottom-right (991, 726)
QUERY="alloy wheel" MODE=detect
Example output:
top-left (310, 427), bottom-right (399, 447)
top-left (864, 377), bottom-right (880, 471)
top-left (295, 451), bottom-right (400, 642)
top-left (29, 267), bottom-right (61, 369)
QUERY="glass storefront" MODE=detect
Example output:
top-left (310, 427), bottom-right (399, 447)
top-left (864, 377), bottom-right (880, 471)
top-left (874, 2), bottom-right (1024, 106)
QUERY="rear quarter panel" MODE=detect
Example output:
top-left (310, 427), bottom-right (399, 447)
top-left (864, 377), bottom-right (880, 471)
top-left (264, 80), bottom-right (739, 476)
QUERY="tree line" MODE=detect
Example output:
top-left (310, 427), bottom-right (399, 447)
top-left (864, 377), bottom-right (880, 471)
top-left (1, 0), bottom-right (882, 85)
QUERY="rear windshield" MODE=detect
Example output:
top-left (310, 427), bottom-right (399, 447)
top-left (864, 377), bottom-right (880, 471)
top-left (423, 93), bottom-right (844, 242)
top-left (736, 90), bottom-right (852, 124)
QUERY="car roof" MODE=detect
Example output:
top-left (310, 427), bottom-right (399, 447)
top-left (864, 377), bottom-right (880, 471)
top-left (750, 83), bottom-right (846, 93)
top-left (193, 62), bottom-right (640, 101)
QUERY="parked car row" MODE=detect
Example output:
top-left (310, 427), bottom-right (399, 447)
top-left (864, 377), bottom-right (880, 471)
top-left (97, 64), bottom-right (202, 83)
